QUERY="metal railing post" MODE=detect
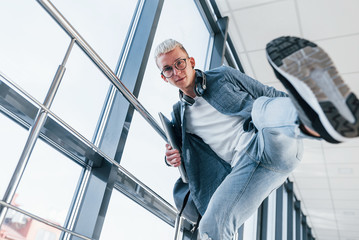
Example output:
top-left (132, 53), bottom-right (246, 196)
top-left (0, 38), bottom-right (76, 225)
top-left (174, 215), bottom-right (184, 240)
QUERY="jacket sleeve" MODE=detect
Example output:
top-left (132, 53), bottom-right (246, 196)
top-left (224, 66), bottom-right (288, 99)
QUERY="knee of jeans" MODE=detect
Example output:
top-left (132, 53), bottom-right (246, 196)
top-left (198, 232), bottom-right (213, 240)
top-left (251, 97), bottom-right (270, 126)
top-left (198, 216), bottom-right (219, 240)
top-left (252, 97), bottom-right (298, 130)
top-left (198, 219), bottom-right (212, 239)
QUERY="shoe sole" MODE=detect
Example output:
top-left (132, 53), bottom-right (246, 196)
top-left (266, 36), bottom-right (359, 143)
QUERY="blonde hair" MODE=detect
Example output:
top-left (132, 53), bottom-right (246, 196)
top-left (154, 39), bottom-right (189, 67)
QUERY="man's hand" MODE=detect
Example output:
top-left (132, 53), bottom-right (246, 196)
top-left (165, 144), bottom-right (181, 167)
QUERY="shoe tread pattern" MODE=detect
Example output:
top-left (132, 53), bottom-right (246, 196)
top-left (321, 94), bottom-right (359, 138)
top-left (266, 36), bottom-right (359, 141)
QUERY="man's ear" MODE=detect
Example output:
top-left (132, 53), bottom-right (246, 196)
top-left (189, 57), bottom-right (195, 69)
top-left (161, 74), bottom-right (168, 83)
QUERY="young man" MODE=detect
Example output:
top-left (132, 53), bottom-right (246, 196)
top-left (154, 36), bottom-right (359, 240)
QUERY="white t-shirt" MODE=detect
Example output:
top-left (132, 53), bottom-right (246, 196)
top-left (185, 96), bottom-right (255, 167)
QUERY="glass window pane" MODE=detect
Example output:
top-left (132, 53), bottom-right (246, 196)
top-left (50, 0), bottom-right (139, 70)
top-left (100, 190), bottom-right (174, 240)
top-left (12, 139), bottom-right (83, 226)
top-left (243, 210), bottom-right (258, 240)
top-left (1, 210), bottom-right (62, 240)
top-left (0, 1), bottom-right (70, 102)
top-left (267, 191), bottom-right (276, 240)
top-left (0, 113), bottom-right (28, 199)
top-left (120, 0), bottom-right (211, 204)
top-left (50, 45), bottom-right (110, 140)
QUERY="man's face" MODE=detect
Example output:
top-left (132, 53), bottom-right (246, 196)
top-left (157, 46), bottom-right (196, 96)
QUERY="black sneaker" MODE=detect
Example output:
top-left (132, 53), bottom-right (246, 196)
top-left (266, 36), bottom-right (359, 143)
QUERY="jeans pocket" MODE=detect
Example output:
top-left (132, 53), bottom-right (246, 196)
top-left (243, 133), bottom-right (261, 164)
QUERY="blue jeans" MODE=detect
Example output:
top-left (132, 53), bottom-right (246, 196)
top-left (198, 97), bottom-right (307, 240)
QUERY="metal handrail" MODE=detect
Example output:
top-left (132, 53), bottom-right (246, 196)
top-left (0, 72), bottom-right (178, 216)
top-left (36, 0), bottom-right (188, 183)
top-left (1, 1), bottom-right (191, 238)
top-left (1, 69), bottom-right (181, 240)
top-left (1, 69), bottom-right (185, 236)
top-left (37, 0), bottom-right (166, 140)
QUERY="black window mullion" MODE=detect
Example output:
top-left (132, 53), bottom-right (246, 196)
top-left (302, 216), bottom-right (308, 240)
top-left (295, 200), bottom-right (301, 240)
top-left (209, 16), bottom-right (229, 68)
top-left (257, 198), bottom-right (269, 240)
top-left (286, 181), bottom-right (294, 240)
top-left (96, 0), bottom-right (164, 162)
top-left (275, 185), bottom-right (284, 240)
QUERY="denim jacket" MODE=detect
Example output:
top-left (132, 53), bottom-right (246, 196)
top-left (172, 65), bottom-right (287, 216)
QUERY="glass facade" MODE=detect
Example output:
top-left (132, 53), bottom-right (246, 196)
top-left (119, 0), bottom-right (212, 206)
top-left (0, 1), bottom-right (315, 240)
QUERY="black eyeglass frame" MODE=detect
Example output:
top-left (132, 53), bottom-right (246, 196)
top-left (161, 58), bottom-right (189, 78)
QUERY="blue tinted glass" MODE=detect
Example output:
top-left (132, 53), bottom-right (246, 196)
top-left (13, 139), bottom-right (82, 226)
top-left (101, 190), bottom-right (174, 240)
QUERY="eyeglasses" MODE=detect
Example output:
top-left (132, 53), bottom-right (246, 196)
top-left (161, 58), bottom-right (188, 78)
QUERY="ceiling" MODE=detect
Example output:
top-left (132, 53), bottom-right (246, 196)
top-left (215, 0), bottom-right (359, 239)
